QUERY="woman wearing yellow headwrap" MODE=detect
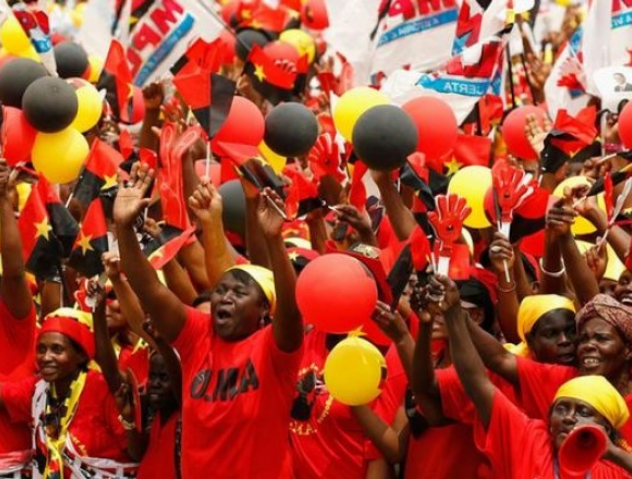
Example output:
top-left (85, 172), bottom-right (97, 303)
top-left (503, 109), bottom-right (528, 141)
top-left (506, 294), bottom-right (577, 365)
top-left (114, 165), bottom-right (303, 479)
top-left (419, 276), bottom-right (632, 478)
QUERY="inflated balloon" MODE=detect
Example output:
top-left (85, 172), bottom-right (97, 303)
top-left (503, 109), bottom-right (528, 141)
top-left (69, 79), bottom-right (103, 132)
top-left (352, 105), bottom-right (418, 171)
top-left (324, 334), bottom-right (386, 406)
top-left (333, 87), bottom-right (390, 142)
top-left (235, 29), bottom-right (271, 62)
top-left (301, 0), bottom-right (329, 30)
top-left (553, 176), bottom-right (606, 236)
top-left (296, 254), bottom-right (378, 333)
top-left (214, 96), bottom-right (265, 147)
top-left (279, 29), bottom-right (316, 63)
top-left (22, 77), bottom-right (79, 133)
top-left (218, 180), bottom-right (246, 238)
top-left (54, 42), bottom-right (90, 79)
top-left (618, 101), bottom-right (632, 149)
top-left (0, 58), bottom-right (48, 108)
top-left (1, 107), bottom-right (37, 166)
top-left (447, 166), bottom-right (492, 229)
top-left (402, 97), bottom-right (458, 160)
top-left (263, 40), bottom-right (300, 64)
top-left (219, 29), bottom-right (236, 65)
top-left (258, 141), bottom-right (286, 174)
top-left (502, 106), bottom-right (545, 160)
top-left (0, 16), bottom-right (31, 55)
top-left (264, 103), bottom-right (318, 157)
top-left (87, 54), bottom-right (103, 83)
top-left (32, 128), bottom-right (89, 184)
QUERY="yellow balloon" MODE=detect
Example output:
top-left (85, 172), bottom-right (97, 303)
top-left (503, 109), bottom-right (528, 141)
top-left (87, 54), bottom-right (104, 84)
top-left (0, 16), bottom-right (32, 55)
top-left (258, 141), bottom-right (286, 174)
top-left (553, 176), bottom-right (605, 236)
top-left (279, 28), bottom-right (316, 63)
top-left (16, 182), bottom-right (32, 212)
top-left (333, 87), bottom-right (390, 142)
top-left (15, 45), bottom-right (41, 62)
top-left (32, 128), bottom-right (89, 184)
top-left (324, 335), bottom-right (386, 406)
top-left (575, 241), bottom-right (626, 283)
top-left (71, 82), bottom-right (103, 132)
top-left (447, 166), bottom-right (492, 229)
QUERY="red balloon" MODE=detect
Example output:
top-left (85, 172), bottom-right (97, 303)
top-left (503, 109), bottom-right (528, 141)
top-left (221, 0), bottom-right (240, 23)
top-left (619, 101), bottom-right (632, 149)
top-left (301, 0), bottom-right (329, 30)
top-left (219, 30), bottom-right (236, 65)
top-left (213, 96), bottom-right (265, 146)
top-left (402, 97), bottom-right (458, 160)
top-left (129, 87), bottom-right (146, 124)
top-left (296, 254), bottom-right (378, 333)
top-left (502, 106), bottom-right (545, 161)
top-left (1, 106), bottom-right (36, 166)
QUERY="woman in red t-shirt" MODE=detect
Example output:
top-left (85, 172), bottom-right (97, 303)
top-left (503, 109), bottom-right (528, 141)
top-left (0, 308), bottom-right (137, 478)
top-left (114, 165), bottom-right (303, 478)
top-left (422, 275), bottom-right (632, 478)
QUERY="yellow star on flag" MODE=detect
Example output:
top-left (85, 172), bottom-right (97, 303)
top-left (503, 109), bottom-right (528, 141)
top-left (445, 157), bottom-right (462, 175)
top-left (101, 174), bottom-right (118, 190)
top-left (76, 231), bottom-right (94, 255)
top-left (254, 64), bottom-right (266, 82)
top-left (34, 218), bottom-right (52, 241)
top-left (250, 19), bottom-right (262, 29)
top-left (288, 251), bottom-right (299, 261)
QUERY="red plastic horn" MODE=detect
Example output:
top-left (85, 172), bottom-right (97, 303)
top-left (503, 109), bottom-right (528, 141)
top-left (558, 425), bottom-right (607, 475)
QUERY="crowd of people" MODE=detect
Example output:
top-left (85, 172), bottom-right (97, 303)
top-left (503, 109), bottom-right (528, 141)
top-left (2, 0), bottom-right (632, 477)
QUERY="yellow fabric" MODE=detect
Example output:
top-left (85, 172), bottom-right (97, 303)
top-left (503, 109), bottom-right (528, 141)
top-left (511, 295), bottom-right (576, 356)
top-left (554, 375), bottom-right (629, 429)
top-left (226, 265), bottom-right (276, 315)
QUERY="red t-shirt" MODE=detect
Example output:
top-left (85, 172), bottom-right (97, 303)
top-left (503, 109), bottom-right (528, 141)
top-left (474, 389), bottom-right (630, 478)
top-left (2, 370), bottom-right (130, 462)
top-left (173, 307), bottom-right (302, 479)
top-left (137, 413), bottom-right (179, 479)
top-left (516, 357), bottom-right (632, 446)
top-left (290, 330), bottom-right (382, 479)
top-left (0, 300), bottom-right (36, 457)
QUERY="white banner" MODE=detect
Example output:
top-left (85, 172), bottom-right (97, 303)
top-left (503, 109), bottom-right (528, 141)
top-left (381, 31), bottom-right (507, 123)
top-left (126, 0), bottom-right (225, 85)
top-left (452, 0), bottom-right (507, 56)
top-left (369, 0), bottom-right (459, 84)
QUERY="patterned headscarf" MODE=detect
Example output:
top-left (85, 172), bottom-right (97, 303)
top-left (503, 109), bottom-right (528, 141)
top-left (576, 294), bottom-right (632, 345)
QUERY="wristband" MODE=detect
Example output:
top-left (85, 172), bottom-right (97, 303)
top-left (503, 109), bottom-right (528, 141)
top-left (539, 258), bottom-right (566, 278)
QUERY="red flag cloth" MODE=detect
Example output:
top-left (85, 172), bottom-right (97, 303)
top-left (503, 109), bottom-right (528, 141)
top-left (97, 40), bottom-right (134, 124)
top-left (433, 242), bottom-right (471, 280)
top-left (551, 107), bottom-right (599, 155)
top-left (148, 226), bottom-right (197, 270)
top-left (73, 138), bottom-right (123, 206)
top-left (435, 133), bottom-right (491, 174)
top-left (349, 161), bottom-right (368, 212)
top-left (409, 225), bottom-right (430, 272)
top-left (283, 166), bottom-right (319, 219)
top-left (68, 198), bottom-right (109, 278)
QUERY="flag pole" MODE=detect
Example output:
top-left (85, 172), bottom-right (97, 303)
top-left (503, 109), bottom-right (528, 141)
top-left (205, 140), bottom-right (212, 180)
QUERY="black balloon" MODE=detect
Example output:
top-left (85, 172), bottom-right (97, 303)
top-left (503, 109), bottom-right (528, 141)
top-left (22, 77), bottom-right (79, 133)
top-left (54, 42), bottom-right (89, 79)
top-left (0, 58), bottom-right (48, 108)
top-left (352, 105), bottom-right (418, 171)
top-left (235, 29), bottom-right (271, 61)
top-left (218, 180), bottom-right (246, 238)
top-left (264, 103), bottom-right (318, 157)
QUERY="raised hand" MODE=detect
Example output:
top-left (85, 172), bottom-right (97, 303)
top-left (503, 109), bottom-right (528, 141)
top-left (142, 82), bottom-right (165, 111)
top-left (371, 300), bottom-right (409, 342)
top-left (428, 194), bottom-right (471, 247)
top-left (425, 275), bottom-right (461, 315)
top-left (113, 162), bottom-right (154, 228)
top-left (525, 113), bottom-right (552, 157)
top-left (488, 233), bottom-right (515, 275)
top-left (546, 197), bottom-right (577, 238)
top-left (585, 243), bottom-right (607, 282)
top-left (256, 187), bottom-right (287, 238)
top-left (333, 204), bottom-right (373, 239)
top-left (102, 252), bottom-right (122, 280)
top-left (0, 159), bottom-right (10, 199)
top-left (188, 181), bottom-right (223, 226)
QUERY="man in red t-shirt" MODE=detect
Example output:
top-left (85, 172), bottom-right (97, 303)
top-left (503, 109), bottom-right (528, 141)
top-left (115, 168), bottom-right (304, 478)
top-left (0, 159), bottom-right (37, 471)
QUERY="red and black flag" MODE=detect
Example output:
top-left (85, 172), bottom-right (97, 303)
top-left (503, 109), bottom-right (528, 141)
top-left (238, 3), bottom-right (295, 33)
top-left (67, 199), bottom-right (109, 278)
top-left (73, 138), bottom-right (123, 207)
top-left (142, 224), bottom-right (196, 270)
top-left (172, 40), bottom-right (236, 139)
top-left (436, 133), bottom-right (491, 175)
top-left (282, 165), bottom-right (324, 219)
top-left (243, 44), bottom-right (298, 105)
top-left (97, 39), bottom-right (134, 124)
top-left (19, 178), bottom-right (79, 279)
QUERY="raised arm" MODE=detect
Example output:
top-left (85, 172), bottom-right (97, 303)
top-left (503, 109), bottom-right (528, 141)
top-left (351, 405), bottom-right (408, 465)
top-left (242, 179), bottom-right (271, 268)
top-left (114, 163), bottom-right (187, 343)
top-left (256, 188), bottom-right (302, 353)
top-left (189, 181), bottom-right (235, 290)
top-left (540, 199), bottom-right (573, 295)
top-left (371, 170), bottom-right (416, 241)
top-left (93, 290), bottom-right (124, 393)
top-left (488, 233), bottom-right (520, 343)
top-left (0, 161), bottom-right (33, 319)
top-left (430, 276), bottom-right (496, 429)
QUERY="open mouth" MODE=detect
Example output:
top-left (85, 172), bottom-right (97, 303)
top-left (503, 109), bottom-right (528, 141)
top-left (581, 357), bottom-right (601, 369)
top-left (214, 308), bottom-right (233, 323)
top-left (620, 294), bottom-right (632, 307)
top-left (558, 353), bottom-right (575, 364)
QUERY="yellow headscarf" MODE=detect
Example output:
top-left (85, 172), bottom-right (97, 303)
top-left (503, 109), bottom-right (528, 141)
top-left (554, 376), bottom-right (629, 429)
top-left (226, 264), bottom-right (276, 315)
top-left (508, 295), bottom-right (576, 357)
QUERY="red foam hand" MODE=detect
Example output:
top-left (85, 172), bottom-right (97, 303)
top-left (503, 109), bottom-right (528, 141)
top-left (428, 194), bottom-right (471, 249)
top-left (492, 163), bottom-right (530, 223)
top-left (308, 133), bottom-right (344, 182)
